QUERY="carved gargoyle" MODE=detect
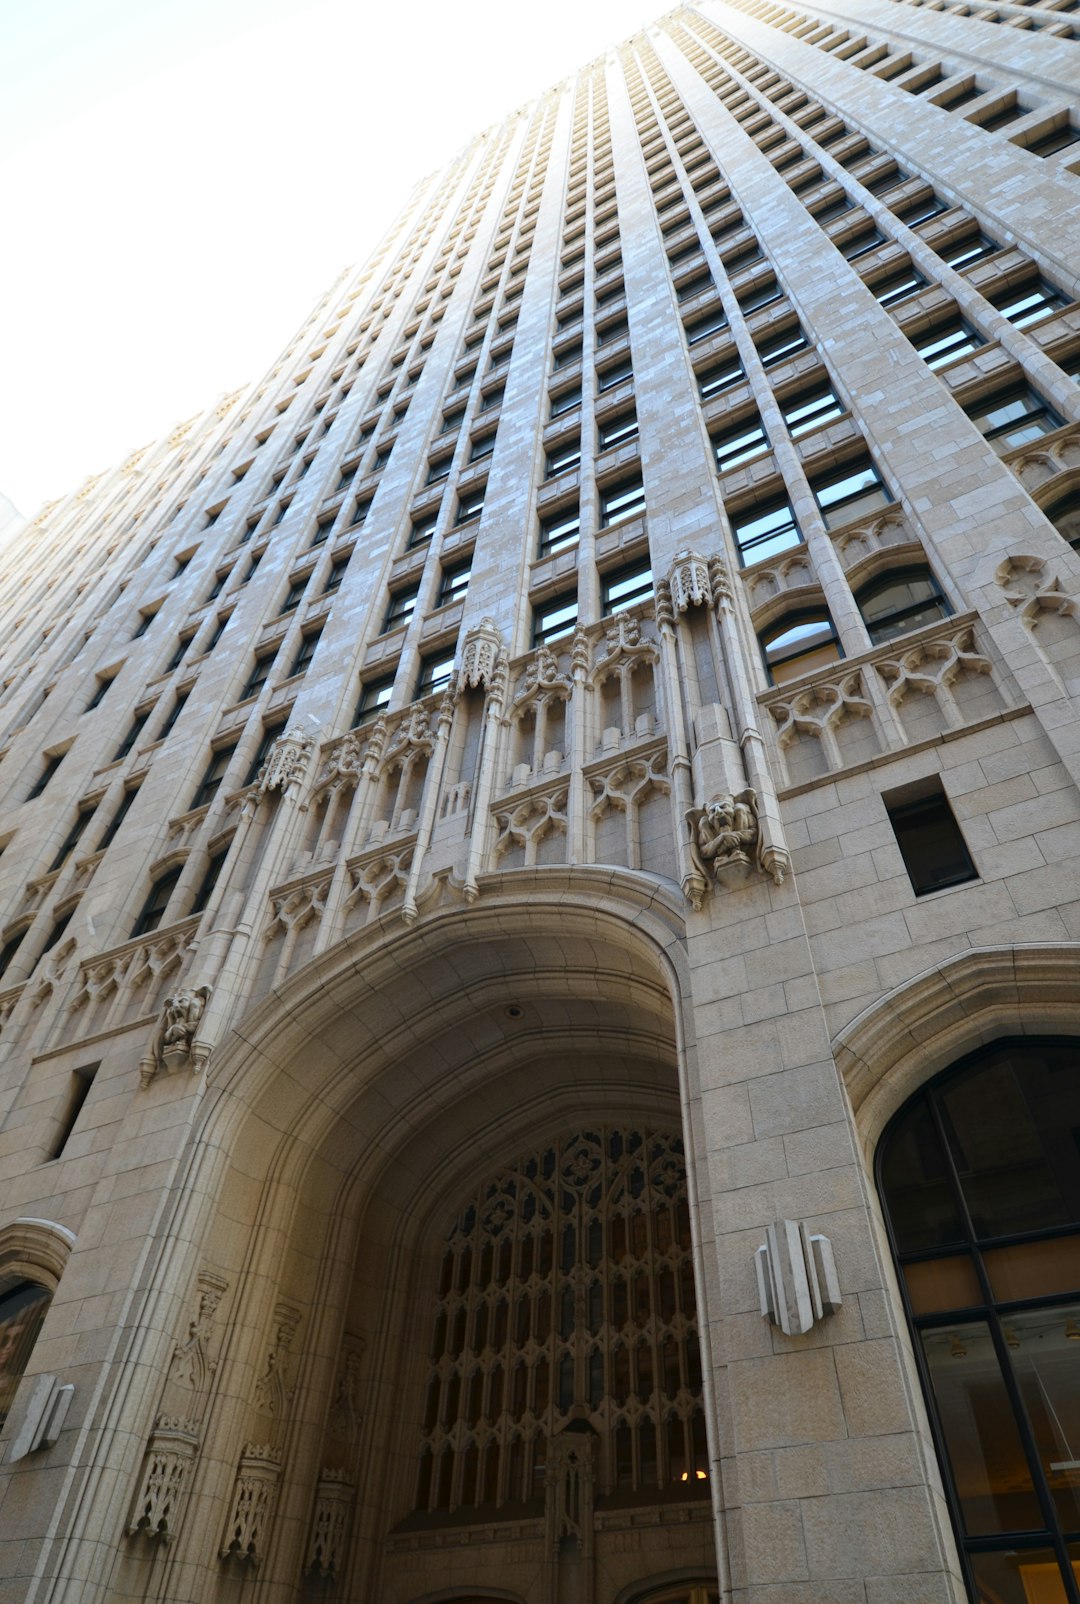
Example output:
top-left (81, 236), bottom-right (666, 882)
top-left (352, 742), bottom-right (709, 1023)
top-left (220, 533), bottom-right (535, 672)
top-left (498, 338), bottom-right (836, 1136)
top-left (143, 984), bottom-right (212, 1085)
top-left (686, 789), bottom-right (764, 889)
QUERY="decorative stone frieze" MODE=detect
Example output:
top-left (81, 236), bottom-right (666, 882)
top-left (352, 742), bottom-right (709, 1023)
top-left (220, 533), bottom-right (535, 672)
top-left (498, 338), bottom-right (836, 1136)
top-left (458, 615), bottom-right (503, 690)
top-left (252, 1303), bottom-right (301, 1418)
top-left (258, 729), bottom-right (317, 797)
top-left (304, 1468), bottom-right (355, 1577)
top-left (170, 1270), bottom-right (228, 1396)
top-left (219, 1442), bottom-right (283, 1565)
top-left (667, 548), bottom-right (712, 613)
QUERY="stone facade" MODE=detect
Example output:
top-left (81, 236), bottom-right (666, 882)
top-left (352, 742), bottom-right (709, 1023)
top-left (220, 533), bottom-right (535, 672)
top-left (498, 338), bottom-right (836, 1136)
top-left (1, 4), bottom-right (1079, 1601)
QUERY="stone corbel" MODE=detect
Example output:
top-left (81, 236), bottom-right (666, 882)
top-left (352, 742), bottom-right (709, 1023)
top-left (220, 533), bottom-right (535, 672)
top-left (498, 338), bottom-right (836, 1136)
top-left (304, 1468), bottom-right (355, 1577)
top-left (755, 1219), bottom-right (841, 1337)
top-left (668, 548), bottom-right (713, 614)
top-left (220, 1442), bottom-right (283, 1565)
top-left (126, 1414), bottom-right (200, 1543)
top-left (6, 1373), bottom-right (75, 1461)
top-left (139, 984), bottom-right (213, 1087)
top-left (458, 615), bottom-right (503, 692)
top-left (258, 727), bottom-right (318, 801)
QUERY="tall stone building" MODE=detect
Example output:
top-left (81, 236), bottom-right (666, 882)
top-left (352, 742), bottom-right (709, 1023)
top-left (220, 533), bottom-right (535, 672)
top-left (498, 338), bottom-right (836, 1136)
top-left (1, 2), bottom-right (1079, 1599)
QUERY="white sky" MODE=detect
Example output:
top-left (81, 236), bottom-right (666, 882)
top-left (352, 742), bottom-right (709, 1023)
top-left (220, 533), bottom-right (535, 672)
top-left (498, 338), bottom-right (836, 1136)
top-left (0, 0), bottom-right (654, 518)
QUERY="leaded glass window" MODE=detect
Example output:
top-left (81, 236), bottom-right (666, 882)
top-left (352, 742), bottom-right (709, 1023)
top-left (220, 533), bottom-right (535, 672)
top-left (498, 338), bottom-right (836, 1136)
top-left (416, 1126), bottom-right (706, 1515)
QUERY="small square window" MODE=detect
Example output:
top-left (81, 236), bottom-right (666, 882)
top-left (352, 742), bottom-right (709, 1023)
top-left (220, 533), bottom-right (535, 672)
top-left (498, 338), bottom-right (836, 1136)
top-left (539, 507), bottom-right (580, 556)
top-left (601, 562), bottom-right (653, 615)
top-left (546, 437), bottom-right (581, 477)
top-left (732, 500), bottom-right (802, 565)
top-left (884, 781), bottom-right (978, 895)
top-left (698, 359), bottom-right (744, 399)
top-left (438, 561), bottom-right (472, 607)
top-left (713, 418), bottom-right (770, 473)
top-left (812, 459), bottom-right (892, 529)
top-left (599, 478), bottom-right (646, 527)
top-left (410, 512), bottom-right (439, 547)
top-left (353, 676), bottom-right (394, 727)
top-left (456, 487), bottom-right (486, 525)
top-left (416, 650), bottom-right (456, 698)
top-left (781, 384), bottom-right (845, 437)
top-left (756, 325), bottom-right (808, 367)
top-left (384, 586), bottom-right (419, 631)
top-left (597, 412), bottom-right (638, 451)
top-left (597, 357), bottom-right (633, 392)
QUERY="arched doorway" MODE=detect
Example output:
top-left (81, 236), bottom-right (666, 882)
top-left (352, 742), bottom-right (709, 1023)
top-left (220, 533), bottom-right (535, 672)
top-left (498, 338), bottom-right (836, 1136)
top-left (878, 1037), bottom-right (1080, 1603)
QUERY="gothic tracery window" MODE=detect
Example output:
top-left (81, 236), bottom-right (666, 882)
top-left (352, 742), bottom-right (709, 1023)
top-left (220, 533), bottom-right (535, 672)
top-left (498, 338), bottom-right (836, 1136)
top-left (416, 1126), bottom-right (707, 1515)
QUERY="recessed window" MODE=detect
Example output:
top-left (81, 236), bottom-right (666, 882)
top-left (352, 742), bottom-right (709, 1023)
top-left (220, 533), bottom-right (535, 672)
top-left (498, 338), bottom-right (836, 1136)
top-left (244, 719), bottom-right (287, 787)
top-left (1045, 492), bottom-right (1080, 551)
top-left (756, 324), bottom-right (808, 367)
top-left (732, 499), bottom-right (802, 565)
top-left (553, 340), bottom-right (583, 370)
top-left (540, 507), bottom-right (580, 556)
top-left (49, 801), bottom-right (98, 873)
top-left (279, 576), bottom-right (308, 614)
top-left (384, 586), bottom-right (419, 632)
top-left (456, 487), bottom-right (486, 525)
top-left (713, 418), bottom-right (770, 473)
top-left (736, 276), bottom-right (782, 314)
top-left (856, 567), bottom-right (950, 644)
top-left (841, 224), bottom-right (886, 260)
top-left (290, 629), bottom-right (322, 677)
top-left (426, 453), bottom-right (452, 485)
top-left (469, 432), bottom-right (496, 463)
top-left (812, 458), bottom-right (892, 529)
top-left (131, 865), bottom-right (183, 937)
top-left (760, 609), bottom-right (841, 684)
top-left (158, 688), bottom-right (189, 740)
top-left (1025, 122), bottom-right (1080, 159)
top-left (533, 593), bottom-right (578, 646)
top-left (546, 437), bottom-right (581, 477)
top-left (440, 408), bottom-right (465, 435)
top-left (85, 672), bottom-right (117, 712)
top-left (967, 385), bottom-right (1063, 454)
top-left (598, 411), bottom-right (638, 451)
top-left (351, 497), bottom-right (372, 528)
top-left (322, 555), bottom-right (350, 594)
top-left (599, 477), bottom-right (646, 527)
top-left (993, 281), bottom-right (1068, 330)
top-left (27, 750), bottom-right (65, 800)
top-left (913, 319), bottom-right (983, 370)
top-left (939, 232), bottom-right (998, 272)
top-left (353, 676), bottom-right (394, 727)
top-left (438, 560), bottom-right (472, 607)
top-left (597, 316), bottom-right (628, 346)
top-left (873, 267), bottom-right (926, 308)
top-left (602, 562), bottom-right (654, 615)
top-left (895, 192), bottom-right (947, 227)
top-left (685, 308), bottom-right (729, 345)
top-left (0, 927), bottom-right (28, 982)
top-left (112, 708), bottom-right (151, 763)
top-left (884, 780), bottom-right (977, 894)
top-left (781, 384), bottom-right (845, 437)
top-left (242, 651), bottom-right (276, 701)
top-left (597, 357), bottom-right (634, 393)
top-left (192, 744), bottom-right (236, 810)
top-left (698, 358), bottom-right (744, 399)
top-left (416, 650), bottom-right (456, 699)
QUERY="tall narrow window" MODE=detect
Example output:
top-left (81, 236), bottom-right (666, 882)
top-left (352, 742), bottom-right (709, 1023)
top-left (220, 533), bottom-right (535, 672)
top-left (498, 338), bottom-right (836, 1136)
top-left (131, 865), bottom-right (183, 937)
top-left (47, 1064), bottom-right (97, 1160)
top-left (0, 1281), bottom-right (52, 1428)
top-left (49, 802), bottom-right (98, 873)
top-left (878, 1039), bottom-right (1080, 1603)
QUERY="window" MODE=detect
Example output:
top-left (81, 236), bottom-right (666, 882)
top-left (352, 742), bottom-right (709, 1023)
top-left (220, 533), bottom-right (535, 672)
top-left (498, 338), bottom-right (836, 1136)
top-left (812, 458), bottom-right (892, 529)
top-left (533, 592), bottom-right (578, 646)
top-left (416, 650), bottom-right (455, 698)
top-left (27, 750), bottom-right (65, 800)
top-left (279, 575), bottom-right (308, 613)
top-left (939, 232), bottom-right (998, 271)
top-left (713, 418), bottom-right (770, 472)
top-left (736, 276), bottom-right (782, 313)
top-left (244, 719), bottom-right (287, 787)
top-left (415, 1126), bottom-right (707, 1515)
top-left (968, 385), bottom-right (1063, 454)
top-left (602, 561), bottom-right (653, 614)
top-left (291, 629), bottom-right (322, 677)
top-left (131, 865), bottom-right (183, 937)
top-left (993, 282), bottom-right (1068, 330)
top-left (884, 779), bottom-right (977, 893)
top-left (1026, 122), bottom-right (1080, 158)
top-left (597, 356), bottom-right (633, 392)
top-left (456, 486), bottom-right (486, 525)
top-left (539, 507), bottom-right (580, 556)
top-left (685, 308), bottom-right (729, 345)
top-left (546, 437), bottom-right (581, 476)
top-left (438, 560), bottom-right (471, 607)
top-left (49, 802), bottom-right (97, 873)
top-left (85, 672), bottom-right (117, 711)
top-left (190, 846), bottom-right (228, 917)
top-left (384, 586), bottom-right (419, 632)
top-left (896, 192), bottom-right (947, 227)
top-left (480, 384), bottom-right (504, 413)
top-left (873, 267), bottom-right (926, 308)
top-left (426, 453), bottom-right (452, 485)
top-left (841, 224), bottom-right (885, 260)
top-left (0, 927), bottom-right (28, 983)
top-left (243, 651), bottom-right (276, 700)
top-left (132, 605), bottom-right (159, 639)
top-left (878, 1038), bottom-right (1080, 1601)
top-left (550, 383), bottom-right (582, 419)
top-left (98, 784), bottom-right (138, 851)
top-left (598, 411), bottom-right (638, 451)
top-left (698, 358), bottom-right (744, 399)
top-left (158, 688), bottom-right (189, 740)
top-left (756, 324), bottom-right (808, 367)
top-left (731, 499), bottom-right (802, 565)
top-left (351, 497), bottom-right (371, 527)
top-left (913, 319), bottom-right (983, 370)
top-left (553, 340), bottom-right (582, 370)
top-left (597, 316), bottom-right (628, 346)
top-left (856, 567), bottom-right (950, 645)
top-left (600, 477), bottom-right (646, 527)
top-left (47, 1064), bottom-right (97, 1161)
top-left (760, 609), bottom-right (841, 684)
top-left (322, 555), bottom-right (350, 594)
top-left (192, 745), bottom-right (236, 811)
top-left (439, 408), bottom-right (465, 435)
top-left (782, 384), bottom-right (845, 437)
top-left (353, 677), bottom-right (393, 728)
top-left (42, 907), bottom-right (74, 955)
top-left (1046, 492), bottom-right (1080, 552)
top-left (469, 432), bottom-right (496, 463)
top-left (0, 1281), bottom-right (52, 1428)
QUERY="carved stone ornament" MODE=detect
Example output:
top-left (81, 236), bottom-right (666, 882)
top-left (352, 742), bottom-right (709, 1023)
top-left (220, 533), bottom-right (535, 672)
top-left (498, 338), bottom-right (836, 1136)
top-left (258, 729), bottom-right (316, 797)
top-left (220, 1442), bottom-right (283, 1565)
top-left (127, 1415), bottom-right (200, 1544)
top-left (169, 1271), bottom-right (228, 1396)
top-left (304, 1468), bottom-right (355, 1577)
top-left (253, 1303), bottom-right (301, 1418)
top-left (459, 616), bottom-right (503, 690)
top-left (755, 1219), bottom-right (841, 1338)
top-left (142, 984), bottom-right (212, 1086)
top-left (668, 549), bottom-right (713, 613)
top-left (686, 789), bottom-right (764, 890)
top-left (545, 1429), bottom-right (596, 1562)
top-left (327, 1343), bottom-right (365, 1444)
